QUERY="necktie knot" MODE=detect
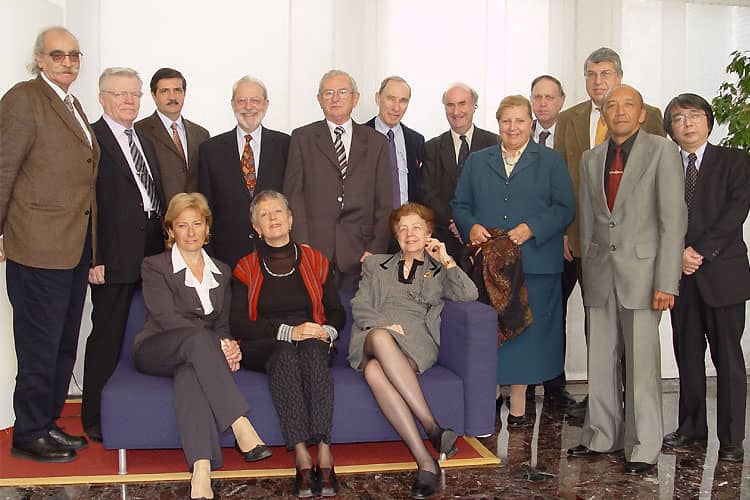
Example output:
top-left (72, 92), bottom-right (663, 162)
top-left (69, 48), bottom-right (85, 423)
top-left (124, 128), bottom-right (134, 140)
top-left (387, 129), bottom-right (395, 142)
top-left (335, 126), bottom-right (345, 138)
top-left (244, 134), bottom-right (252, 144)
top-left (538, 130), bottom-right (550, 146)
top-left (459, 134), bottom-right (467, 142)
top-left (171, 122), bottom-right (179, 132)
top-left (688, 153), bottom-right (697, 164)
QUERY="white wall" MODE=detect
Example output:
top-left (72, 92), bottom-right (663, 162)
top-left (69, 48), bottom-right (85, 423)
top-left (1, 0), bottom-right (749, 430)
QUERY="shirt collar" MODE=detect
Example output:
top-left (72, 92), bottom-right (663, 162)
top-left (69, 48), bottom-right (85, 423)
top-left (326, 118), bottom-right (353, 137)
top-left (450, 124), bottom-right (475, 144)
top-left (40, 71), bottom-right (70, 102)
top-left (680, 141), bottom-right (708, 165)
top-left (171, 245), bottom-right (222, 287)
top-left (374, 116), bottom-right (402, 136)
top-left (102, 113), bottom-right (132, 136)
top-left (157, 110), bottom-right (183, 132)
top-left (608, 129), bottom-right (639, 156)
top-left (236, 123), bottom-right (263, 144)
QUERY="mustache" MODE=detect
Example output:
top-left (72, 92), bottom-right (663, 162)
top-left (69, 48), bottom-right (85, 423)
top-left (167, 99), bottom-right (180, 105)
top-left (51, 66), bottom-right (78, 75)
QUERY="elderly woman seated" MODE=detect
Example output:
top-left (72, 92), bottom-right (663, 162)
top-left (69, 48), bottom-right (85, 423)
top-left (133, 193), bottom-right (271, 500)
top-left (231, 190), bottom-right (345, 498)
top-left (348, 203), bottom-right (478, 500)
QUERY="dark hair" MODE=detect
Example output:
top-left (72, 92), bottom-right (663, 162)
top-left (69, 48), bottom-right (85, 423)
top-left (530, 74), bottom-right (565, 97)
top-left (663, 93), bottom-right (715, 140)
top-left (389, 203), bottom-right (436, 238)
top-left (150, 67), bottom-right (186, 94)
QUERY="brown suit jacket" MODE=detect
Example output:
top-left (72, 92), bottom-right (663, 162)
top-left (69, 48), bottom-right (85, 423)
top-left (283, 120), bottom-right (392, 275)
top-left (0, 75), bottom-right (100, 269)
top-left (554, 99), bottom-right (665, 256)
top-left (135, 112), bottom-right (209, 204)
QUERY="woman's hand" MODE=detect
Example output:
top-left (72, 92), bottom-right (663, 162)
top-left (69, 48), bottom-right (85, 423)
top-left (292, 322), bottom-right (330, 342)
top-left (221, 339), bottom-right (242, 372)
top-left (425, 237), bottom-right (455, 268)
top-left (507, 223), bottom-right (533, 246)
top-left (469, 224), bottom-right (491, 245)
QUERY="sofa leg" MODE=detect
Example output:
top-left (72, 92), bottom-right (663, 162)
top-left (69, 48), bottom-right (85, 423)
top-left (118, 449), bottom-right (128, 475)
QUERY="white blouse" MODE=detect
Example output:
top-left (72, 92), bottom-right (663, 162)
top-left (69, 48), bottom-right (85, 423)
top-left (171, 245), bottom-right (221, 315)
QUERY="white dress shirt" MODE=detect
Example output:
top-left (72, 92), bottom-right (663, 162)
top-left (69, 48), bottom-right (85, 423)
top-left (450, 124), bottom-right (475, 164)
top-left (325, 119), bottom-right (353, 159)
top-left (374, 116), bottom-right (409, 205)
top-left (533, 121), bottom-right (557, 146)
top-left (157, 110), bottom-right (188, 162)
top-left (680, 141), bottom-right (708, 175)
top-left (171, 245), bottom-right (221, 315)
top-left (41, 71), bottom-right (92, 146)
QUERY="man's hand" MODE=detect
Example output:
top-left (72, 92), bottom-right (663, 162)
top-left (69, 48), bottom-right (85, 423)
top-left (469, 224), bottom-right (491, 245)
top-left (508, 223), bottom-right (533, 246)
top-left (652, 289), bottom-right (675, 311)
top-left (88, 265), bottom-right (105, 285)
top-left (563, 235), bottom-right (573, 262)
top-left (682, 246), bottom-right (704, 275)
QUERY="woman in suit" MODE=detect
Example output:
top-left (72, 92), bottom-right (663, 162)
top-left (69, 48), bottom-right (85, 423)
top-left (348, 203), bottom-right (478, 500)
top-left (134, 193), bottom-right (272, 500)
top-left (451, 95), bottom-right (575, 427)
top-left (231, 190), bottom-right (345, 498)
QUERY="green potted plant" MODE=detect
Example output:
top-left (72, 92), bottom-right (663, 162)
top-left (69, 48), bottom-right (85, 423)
top-left (712, 50), bottom-right (750, 152)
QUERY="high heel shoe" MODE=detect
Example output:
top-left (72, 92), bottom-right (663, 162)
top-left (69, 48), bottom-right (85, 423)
top-left (411, 459), bottom-right (441, 499)
top-left (294, 467), bottom-right (314, 498)
top-left (429, 427), bottom-right (457, 458)
top-left (234, 442), bottom-right (273, 462)
top-left (506, 414), bottom-right (531, 428)
top-left (314, 465), bottom-right (340, 497)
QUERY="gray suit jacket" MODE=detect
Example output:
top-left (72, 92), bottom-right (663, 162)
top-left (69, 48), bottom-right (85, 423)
top-left (135, 250), bottom-right (232, 350)
top-left (579, 131), bottom-right (686, 309)
top-left (135, 112), bottom-right (210, 203)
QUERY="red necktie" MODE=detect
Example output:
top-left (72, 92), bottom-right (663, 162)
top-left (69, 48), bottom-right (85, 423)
top-left (607, 146), bottom-right (623, 212)
top-left (241, 134), bottom-right (256, 194)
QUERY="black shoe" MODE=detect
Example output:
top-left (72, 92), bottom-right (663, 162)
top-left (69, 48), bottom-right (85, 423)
top-left (429, 427), bottom-right (458, 458)
top-left (294, 467), bottom-right (314, 498)
top-left (11, 436), bottom-right (77, 463)
top-left (718, 445), bottom-right (744, 462)
top-left (662, 431), bottom-right (706, 449)
top-left (235, 443), bottom-right (272, 463)
top-left (84, 424), bottom-right (103, 443)
top-left (624, 461), bottom-right (655, 475)
top-left (506, 414), bottom-right (530, 428)
top-left (49, 425), bottom-right (88, 450)
top-left (567, 444), bottom-right (602, 457)
top-left (411, 460), bottom-right (440, 499)
top-left (315, 465), bottom-right (340, 497)
top-left (544, 390), bottom-right (578, 408)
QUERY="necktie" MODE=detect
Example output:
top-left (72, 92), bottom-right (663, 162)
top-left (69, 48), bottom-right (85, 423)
top-left (64, 95), bottom-right (91, 146)
top-left (387, 129), bottom-right (401, 208)
top-left (607, 146), bottom-right (624, 212)
top-left (241, 134), bottom-right (257, 194)
top-left (538, 130), bottom-right (550, 146)
top-left (457, 134), bottom-right (470, 173)
top-left (594, 113), bottom-right (608, 146)
top-left (124, 129), bottom-right (161, 214)
top-left (334, 126), bottom-right (348, 179)
top-left (171, 122), bottom-right (186, 162)
top-left (685, 153), bottom-right (698, 214)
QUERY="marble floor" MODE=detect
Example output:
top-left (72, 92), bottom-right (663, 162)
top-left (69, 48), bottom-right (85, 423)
top-left (1, 378), bottom-right (748, 499)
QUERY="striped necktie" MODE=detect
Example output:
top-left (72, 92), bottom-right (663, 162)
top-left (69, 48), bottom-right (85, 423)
top-left (124, 129), bottom-right (161, 214)
top-left (334, 126), bottom-right (348, 179)
top-left (171, 122), bottom-right (186, 162)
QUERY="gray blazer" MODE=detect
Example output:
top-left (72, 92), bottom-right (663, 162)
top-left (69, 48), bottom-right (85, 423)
top-left (135, 250), bottom-right (232, 349)
top-left (579, 131), bottom-right (687, 309)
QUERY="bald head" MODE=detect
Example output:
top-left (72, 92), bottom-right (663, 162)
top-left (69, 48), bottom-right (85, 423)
top-left (601, 84), bottom-right (646, 144)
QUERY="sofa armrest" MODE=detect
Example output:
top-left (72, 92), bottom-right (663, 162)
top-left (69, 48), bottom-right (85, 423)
top-left (438, 300), bottom-right (497, 437)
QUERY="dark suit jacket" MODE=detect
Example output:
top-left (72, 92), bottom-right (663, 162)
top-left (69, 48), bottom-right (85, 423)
top-left (554, 99), bottom-right (665, 257)
top-left (679, 143), bottom-right (750, 307)
top-left (92, 117), bottom-right (166, 284)
top-left (283, 120), bottom-right (393, 275)
top-left (135, 250), bottom-right (232, 350)
top-left (135, 112), bottom-right (210, 203)
top-left (420, 126), bottom-right (498, 254)
top-left (198, 125), bottom-right (290, 269)
top-left (0, 75), bottom-right (100, 268)
top-left (364, 117), bottom-right (425, 202)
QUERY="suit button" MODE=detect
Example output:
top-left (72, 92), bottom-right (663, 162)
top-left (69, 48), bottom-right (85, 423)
top-left (84, 209), bottom-right (90, 215)
top-left (503, 215), bottom-right (508, 220)
top-left (87, 158), bottom-right (92, 163)
top-left (505, 181), bottom-right (509, 186)
top-left (608, 221), bottom-right (615, 228)
top-left (504, 198), bottom-right (509, 202)
top-left (337, 196), bottom-right (343, 203)
top-left (610, 244), bottom-right (616, 251)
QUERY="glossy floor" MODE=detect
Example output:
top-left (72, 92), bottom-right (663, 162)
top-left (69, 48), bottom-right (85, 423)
top-left (1, 378), bottom-right (748, 499)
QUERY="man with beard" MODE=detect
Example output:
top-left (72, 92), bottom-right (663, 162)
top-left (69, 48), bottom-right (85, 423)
top-left (198, 76), bottom-right (290, 269)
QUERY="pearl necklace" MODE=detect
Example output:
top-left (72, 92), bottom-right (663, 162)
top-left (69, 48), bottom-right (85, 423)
top-left (261, 243), bottom-right (297, 277)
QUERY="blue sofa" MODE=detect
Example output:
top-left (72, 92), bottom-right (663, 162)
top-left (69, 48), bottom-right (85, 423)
top-left (101, 290), bottom-right (497, 472)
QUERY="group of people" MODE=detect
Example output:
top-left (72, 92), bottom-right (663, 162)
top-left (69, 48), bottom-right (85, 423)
top-left (0, 23), bottom-right (747, 500)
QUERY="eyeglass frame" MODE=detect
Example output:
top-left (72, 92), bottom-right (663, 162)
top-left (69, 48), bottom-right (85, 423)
top-left (41, 51), bottom-right (83, 63)
top-left (319, 89), bottom-right (356, 99)
top-left (670, 112), bottom-right (707, 126)
top-left (100, 90), bottom-right (144, 99)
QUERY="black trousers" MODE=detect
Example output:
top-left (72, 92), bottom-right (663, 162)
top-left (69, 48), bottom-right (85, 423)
top-left (134, 327), bottom-right (249, 468)
top-left (6, 231), bottom-right (91, 442)
top-left (266, 340), bottom-right (334, 450)
top-left (670, 276), bottom-right (747, 447)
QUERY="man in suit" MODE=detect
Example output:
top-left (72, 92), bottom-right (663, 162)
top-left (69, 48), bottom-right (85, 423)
top-left (0, 27), bottom-right (99, 462)
top-left (660, 94), bottom-right (750, 463)
top-left (135, 67), bottom-right (210, 204)
top-left (283, 69), bottom-right (392, 290)
top-left (568, 85), bottom-right (686, 475)
top-left (554, 47), bottom-right (666, 414)
top-left (198, 76), bottom-right (290, 269)
top-left (365, 75), bottom-right (425, 207)
top-left (419, 83), bottom-right (498, 260)
top-left (82, 67), bottom-right (166, 441)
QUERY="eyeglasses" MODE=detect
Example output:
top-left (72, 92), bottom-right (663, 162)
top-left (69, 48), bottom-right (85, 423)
top-left (43, 51), bottom-right (83, 63)
top-left (101, 90), bottom-right (144, 99)
top-left (584, 69), bottom-right (616, 80)
top-left (320, 89), bottom-right (354, 99)
top-left (671, 112), bottom-right (706, 126)
top-left (234, 97), bottom-right (265, 106)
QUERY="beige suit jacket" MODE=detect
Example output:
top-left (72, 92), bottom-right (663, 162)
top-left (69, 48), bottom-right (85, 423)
top-left (554, 99), bottom-right (665, 257)
top-left (135, 112), bottom-right (209, 204)
top-left (0, 76), bottom-right (100, 268)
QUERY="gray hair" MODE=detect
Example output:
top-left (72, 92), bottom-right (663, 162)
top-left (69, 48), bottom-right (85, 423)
top-left (98, 67), bottom-right (142, 90)
top-left (27, 26), bottom-right (79, 75)
top-left (441, 82), bottom-right (479, 106)
top-left (249, 190), bottom-right (292, 226)
top-left (584, 47), bottom-right (623, 76)
top-left (318, 70), bottom-right (359, 96)
top-left (231, 75), bottom-right (268, 101)
top-left (378, 75), bottom-right (411, 96)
